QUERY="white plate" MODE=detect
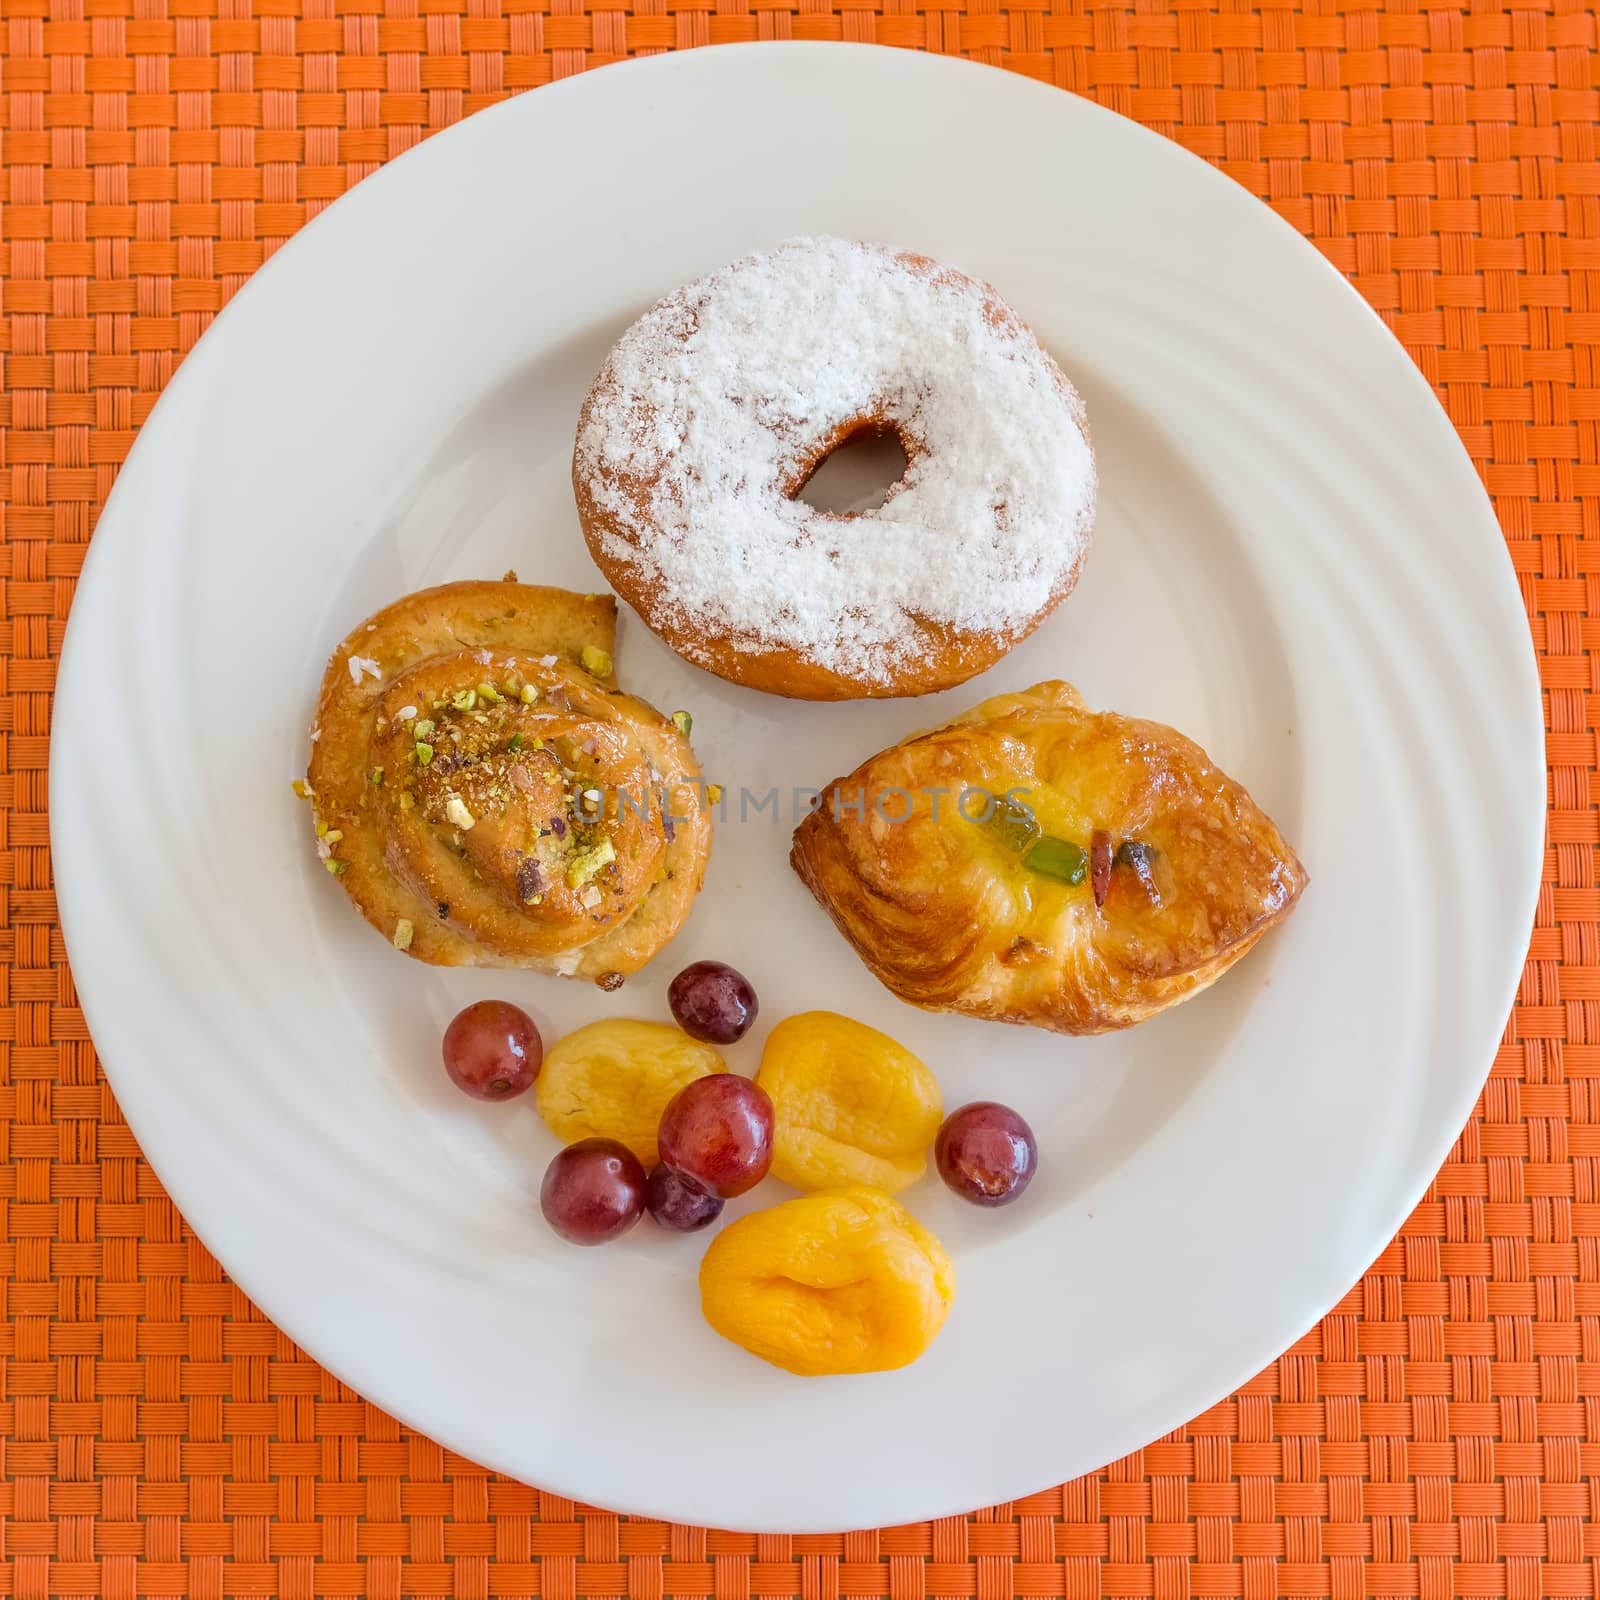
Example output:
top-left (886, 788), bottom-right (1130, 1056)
top-left (51, 43), bottom-right (1542, 1531)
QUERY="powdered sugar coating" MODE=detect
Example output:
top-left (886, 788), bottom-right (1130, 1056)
top-left (574, 237), bottom-right (1096, 690)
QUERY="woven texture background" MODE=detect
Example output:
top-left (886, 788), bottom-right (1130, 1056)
top-left (1, 3), bottom-right (1591, 1591)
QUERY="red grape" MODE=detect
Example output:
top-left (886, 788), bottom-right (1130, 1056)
top-left (935, 1102), bottom-right (1037, 1207)
top-left (442, 1000), bottom-right (542, 1100)
top-left (657, 1074), bottom-right (774, 1198)
top-left (668, 961), bottom-right (759, 1045)
top-left (540, 1138), bottom-right (647, 1245)
top-left (646, 1164), bottom-right (724, 1232)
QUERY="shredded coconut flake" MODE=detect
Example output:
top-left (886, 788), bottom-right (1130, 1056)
top-left (348, 655), bottom-right (381, 685)
top-left (539, 655), bottom-right (558, 667)
top-left (575, 236), bottom-right (1096, 685)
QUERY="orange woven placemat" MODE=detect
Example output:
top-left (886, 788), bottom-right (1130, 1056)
top-left (1, 2), bottom-right (1591, 1590)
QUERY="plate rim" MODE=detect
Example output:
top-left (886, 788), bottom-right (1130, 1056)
top-left (50, 40), bottom-right (1545, 1530)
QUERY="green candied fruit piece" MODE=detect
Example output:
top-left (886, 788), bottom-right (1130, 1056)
top-left (983, 793), bottom-right (1040, 853)
top-left (1024, 835), bottom-right (1088, 886)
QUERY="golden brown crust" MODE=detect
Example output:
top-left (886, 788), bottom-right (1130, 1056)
top-left (578, 539), bottom-right (1062, 702)
top-left (573, 245), bottom-right (1093, 702)
top-left (790, 681), bottom-right (1307, 1033)
top-left (306, 581), bottom-right (711, 985)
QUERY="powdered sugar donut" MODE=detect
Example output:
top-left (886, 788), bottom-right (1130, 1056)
top-left (573, 237), bottom-right (1096, 701)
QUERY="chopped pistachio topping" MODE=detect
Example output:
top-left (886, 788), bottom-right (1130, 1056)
top-left (707, 783), bottom-right (724, 804)
top-left (580, 644), bottom-right (613, 677)
top-left (392, 918), bottom-right (414, 952)
top-left (520, 683), bottom-right (538, 705)
top-left (671, 710), bottom-right (693, 739)
top-left (508, 733), bottom-right (524, 753)
top-left (477, 682), bottom-right (502, 703)
top-left (291, 779), bottom-right (313, 800)
top-left (398, 792), bottom-right (415, 812)
top-left (413, 718), bottom-right (435, 740)
top-left (325, 858), bottom-right (349, 876)
top-left (566, 837), bottom-right (616, 889)
top-left (526, 893), bottom-right (544, 906)
top-left (369, 767), bottom-right (384, 788)
top-left (324, 829), bottom-right (344, 845)
top-left (450, 688), bottom-right (477, 712)
top-left (315, 819), bottom-right (329, 839)
top-left (415, 743), bottom-right (434, 766)
top-left (445, 795), bottom-right (476, 831)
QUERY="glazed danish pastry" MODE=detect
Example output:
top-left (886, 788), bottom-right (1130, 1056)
top-left (791, 682), bottom-right (1306, 1034)
top-left (305, 581), bottom-right (710, 986)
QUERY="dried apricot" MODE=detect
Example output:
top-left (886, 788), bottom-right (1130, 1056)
top-left (537, 1019), bottom-right (726, 1166)
top-left (699, 1186), bottom-right (955, 1376)
top-left (756, 1011), bottom-right (943, 1193)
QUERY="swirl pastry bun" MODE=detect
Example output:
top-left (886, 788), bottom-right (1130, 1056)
top-left (306, 581), bottom-right (710, 986)
top-left (791, 682), bottom-right (1306, 1033)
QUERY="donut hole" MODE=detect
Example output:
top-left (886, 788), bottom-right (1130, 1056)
top-left (795, 423), bottom-right (910, 516)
